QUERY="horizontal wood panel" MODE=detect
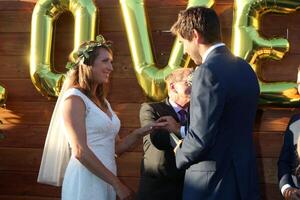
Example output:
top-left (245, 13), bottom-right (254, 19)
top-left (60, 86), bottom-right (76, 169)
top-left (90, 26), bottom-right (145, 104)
top-left (0, 102), bottom-right (141, 127)
top-left (0, 171), bottom-right (61, 197)
top-left (261, 53), bottom-right (300, 82)
top-left (2, 0), bottom-right (298, 30)
top-left (0, 33), bottom-right (29, 56)
top-left (0, 3), bottom-right (234, 33)
top-left (0, 175), bottom-right (282, 200)
top-left (0, 0), bottom-right (234, 10)
top-left (0, 125), bottom-right (48, 148)
top-left (0, 151), bottom-right (283, 199)
top-left (14, 61), bottom-right (300, 105)
top-left (260, 183), bottom-right (282, 200)
top-left (0, 148), bottom-right (42, 172)
top-left (0, 56), bottom-right (30, 79)
top-left (0, 32), bottom-right (175, 56)
top-left (2, 52), bottom-right (300, 84)
top-left (257, 158), bottom-right (277, 184)
top-left (254, 131), bottom-right (284, 158)
top-left (0, 79), bottom-right (46, 102)
top-left (0, 0), bottom-right (122, 11)
top-left (4, 51), bottom-right (300, 84)
top-left (254, 108), bottom-right (299, 132)
top-left (0, 54), bottom-right (139, 79)
top-left (116, 152), bottom-right (142, 177)
top-left (0, 129), bottom-right (283, 158)
top-left (108, 78), bottom-right (146, 103)
top-left (0, 195), bottom-right (59, 200)
top-left (0, 104), bottom-right (298, 129)
top-left (0, 1), bottom-right (35, 11)
top-left (0, 125), bottom-right (142, 150)
top-left (0, 128), bottom-right (285, 157)
top-left (0, 126), bottom-right (284, 156)
top-left (111, 103), bottom-right (141, 127)
top-left (0, 102), bottom-right (55, 126)
top-left (0, 148), bottom-right (142, 176)
top-left (1, 104), bottom-right (298, 128)
top-left (0, 147), bottom-right (282, 184)
top-left (0, 11), bottom-right (32, 32)
top-left (0, 171), bottom-right (140, 197)
top-left (1, 32), bottom-right (299, 82)
top-left (262, 12), bottom-right (300, 30)
top-left (1, 78), bottom-right (145, 103)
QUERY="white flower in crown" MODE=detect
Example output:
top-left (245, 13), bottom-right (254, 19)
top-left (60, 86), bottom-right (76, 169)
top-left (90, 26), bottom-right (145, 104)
top-left (187, 72), bottom-right (193, 86)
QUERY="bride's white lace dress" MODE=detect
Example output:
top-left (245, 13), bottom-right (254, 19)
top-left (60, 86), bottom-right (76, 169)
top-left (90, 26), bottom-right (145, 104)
top-left (61, 88), bottom-right (120, 200)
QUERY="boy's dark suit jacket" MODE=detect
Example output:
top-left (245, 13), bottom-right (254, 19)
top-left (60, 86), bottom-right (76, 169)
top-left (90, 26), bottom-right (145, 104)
top-left (137, 99), bottom-right (185, 200)
top-left (278, 114), bottom-right (300, 192)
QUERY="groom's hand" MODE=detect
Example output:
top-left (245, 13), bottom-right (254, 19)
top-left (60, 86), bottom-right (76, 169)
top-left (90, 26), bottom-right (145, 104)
top-left (156, 116), bottom-right (180, 135)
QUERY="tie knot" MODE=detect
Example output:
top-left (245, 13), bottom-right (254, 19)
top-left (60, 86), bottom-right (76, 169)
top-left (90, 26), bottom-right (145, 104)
top-left (178, 109), bottom-right (187, 123)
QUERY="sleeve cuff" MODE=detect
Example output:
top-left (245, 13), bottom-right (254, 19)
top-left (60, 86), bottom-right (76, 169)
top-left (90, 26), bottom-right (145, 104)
top-left (281, 184), bottom-right (292, 195)
top-left (180, 126), bottom-right (186, 138)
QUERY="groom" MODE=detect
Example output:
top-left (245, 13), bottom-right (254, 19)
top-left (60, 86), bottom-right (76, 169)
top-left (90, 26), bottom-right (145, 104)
top-left (159, 6), bottom-right (260, 200)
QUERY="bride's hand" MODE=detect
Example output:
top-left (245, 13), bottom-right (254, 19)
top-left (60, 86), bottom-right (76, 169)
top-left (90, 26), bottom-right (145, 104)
top-left (114, 181), bottom-right (133, 200)
top-left (136, 121), bottom-right (168, 137)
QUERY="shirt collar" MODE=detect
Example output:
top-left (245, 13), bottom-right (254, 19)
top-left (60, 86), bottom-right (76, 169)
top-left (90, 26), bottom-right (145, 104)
top-left (202, 43), bottom-right (225, 63)
top-left (169, 99), bottom-right (188, 113)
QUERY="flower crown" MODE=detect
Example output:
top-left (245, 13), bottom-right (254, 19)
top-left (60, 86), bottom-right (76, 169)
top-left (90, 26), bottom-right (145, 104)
top-left (66, 35), bottom-right (111, 70)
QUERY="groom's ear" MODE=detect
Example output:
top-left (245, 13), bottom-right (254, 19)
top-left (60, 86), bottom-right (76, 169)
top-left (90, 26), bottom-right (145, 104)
top-left (192, 29), bottom-right (204, 44)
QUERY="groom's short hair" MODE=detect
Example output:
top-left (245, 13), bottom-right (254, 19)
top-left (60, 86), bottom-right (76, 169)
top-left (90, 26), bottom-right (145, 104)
top-left (171, 6), bottom-right (221, 44)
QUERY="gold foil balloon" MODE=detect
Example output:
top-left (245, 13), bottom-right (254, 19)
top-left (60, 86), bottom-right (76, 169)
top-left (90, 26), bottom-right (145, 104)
top-left (0, 85), bottom-right (7, 107)
top-left (232, 0), bottom-right (300, 106)
top-left (119, 0), bottom-right (214, 101)
top-left (30, 0), bottom-right (97, 97)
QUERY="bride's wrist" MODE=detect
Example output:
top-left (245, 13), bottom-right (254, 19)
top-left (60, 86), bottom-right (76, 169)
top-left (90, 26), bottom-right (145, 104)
top-left (111, 177), bottom-right (122, 190)
top-left (133, 128), bottom-right (143, 139)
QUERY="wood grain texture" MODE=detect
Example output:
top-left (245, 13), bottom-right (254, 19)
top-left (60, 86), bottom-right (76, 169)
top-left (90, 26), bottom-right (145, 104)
top-left (0, 147), bottom-right (285, 184)
top-left (1, 0), bottom-right (300, 199)
top-left (0, 196), bottom-right (60, 200)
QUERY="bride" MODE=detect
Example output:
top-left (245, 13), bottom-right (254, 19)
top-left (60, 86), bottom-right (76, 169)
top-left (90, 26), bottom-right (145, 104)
top-left (37, 35), bottom-right (161, 200)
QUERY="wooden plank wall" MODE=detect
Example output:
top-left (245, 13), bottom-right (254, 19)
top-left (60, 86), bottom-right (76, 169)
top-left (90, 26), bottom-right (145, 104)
top-left (0, 0), bottom-right (299, 199)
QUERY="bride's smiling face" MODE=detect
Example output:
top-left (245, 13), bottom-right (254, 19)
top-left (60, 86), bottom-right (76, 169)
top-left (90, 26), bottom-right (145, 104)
top-left (92, 48), bottom-right (113, 84)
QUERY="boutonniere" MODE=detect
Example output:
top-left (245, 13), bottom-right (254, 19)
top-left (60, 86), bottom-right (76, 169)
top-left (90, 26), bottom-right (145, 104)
top-left (187, 72), bottom-right (193, 86)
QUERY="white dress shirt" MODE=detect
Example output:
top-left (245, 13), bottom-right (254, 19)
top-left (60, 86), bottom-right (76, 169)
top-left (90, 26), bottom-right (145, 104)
top-left (169, 99), bottom-right (188, 138)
